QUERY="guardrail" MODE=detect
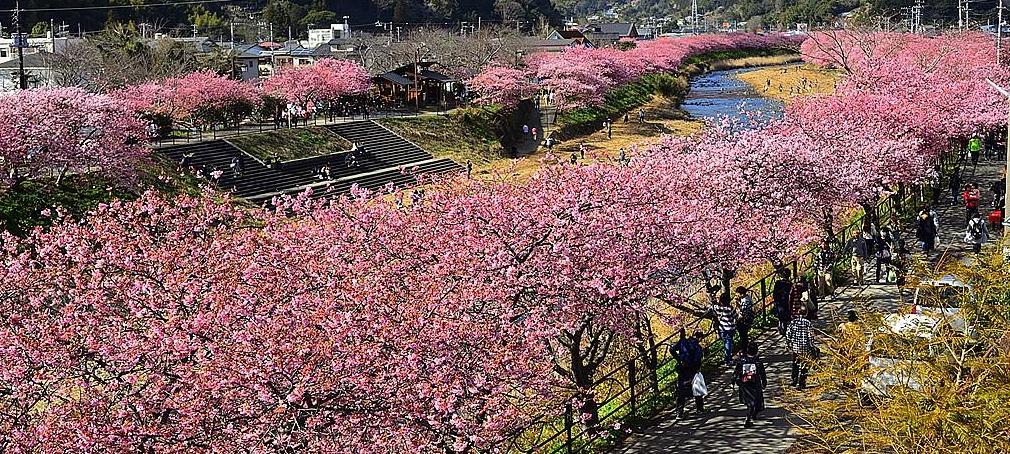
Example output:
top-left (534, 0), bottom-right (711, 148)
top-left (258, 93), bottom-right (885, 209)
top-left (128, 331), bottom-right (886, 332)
top-left (504, 181), bottom-right (930, 454)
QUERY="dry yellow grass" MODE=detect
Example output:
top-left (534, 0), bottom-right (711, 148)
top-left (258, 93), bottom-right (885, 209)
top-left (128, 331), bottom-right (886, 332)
top-left (737, 64), bottom-right (841, 103)
top-left (474, 96), bottom-right (704, 181)
top-left (706, 54), bottom-right (803, 71)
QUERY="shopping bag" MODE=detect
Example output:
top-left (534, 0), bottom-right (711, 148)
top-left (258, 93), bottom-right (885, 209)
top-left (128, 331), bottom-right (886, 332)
top-left (692, 372), bottom-right (708, 397)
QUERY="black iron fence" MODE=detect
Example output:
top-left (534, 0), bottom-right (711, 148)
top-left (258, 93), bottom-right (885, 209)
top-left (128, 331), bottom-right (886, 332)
top-left (504, 181), bottom-right (932, 454)
top-left (153, 108), bottom-right (431, 147)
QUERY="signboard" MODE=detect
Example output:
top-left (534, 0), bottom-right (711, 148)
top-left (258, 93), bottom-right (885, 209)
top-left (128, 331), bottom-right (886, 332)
top-left (12, 33), bottom-right (29, 49)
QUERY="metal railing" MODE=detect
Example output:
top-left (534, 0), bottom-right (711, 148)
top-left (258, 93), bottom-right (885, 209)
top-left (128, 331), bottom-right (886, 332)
top-left (504, 183), bottom-right (929, 454)
top-left (153, 108), bottom-right (439, 147)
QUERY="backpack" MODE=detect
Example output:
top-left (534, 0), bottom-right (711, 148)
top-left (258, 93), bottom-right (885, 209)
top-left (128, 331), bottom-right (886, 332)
top-left (969, 219), bottom-right (984, 239)
top-left (739, 360), bottom-right (758, 384)
top-left (678, 340), bottom-right (703, 368)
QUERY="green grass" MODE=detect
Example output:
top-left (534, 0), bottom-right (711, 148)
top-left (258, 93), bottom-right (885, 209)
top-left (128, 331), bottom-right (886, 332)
top-left (228, 127), bottom-right (352, 162)
top-left (0, 156), bottom-right (204, 237)
top-left (378, 107), bottom-right (505, 166)
top-left (553, 72), bottom-right (689, 140)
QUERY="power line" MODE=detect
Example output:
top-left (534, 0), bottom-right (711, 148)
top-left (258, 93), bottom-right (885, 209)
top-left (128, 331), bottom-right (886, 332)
top-left (0, 0), bottom-right (238, 13)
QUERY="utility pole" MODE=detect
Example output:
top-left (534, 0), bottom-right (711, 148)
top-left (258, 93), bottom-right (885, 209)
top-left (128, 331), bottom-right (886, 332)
top-left (192, 23), bottom-right (197, 40)
top-left (414, 47), bottom-right (420, 112)
top-left (985, 79), bottom-right (1010, 236)
top-left (999, 0), bottom-right (1004, 65)
top-left (691, 0), bottom-right (699, 34)
top-left (12, 0), bottom-right (26, 90)
top-left (959, 0), bottom-right (964, 30)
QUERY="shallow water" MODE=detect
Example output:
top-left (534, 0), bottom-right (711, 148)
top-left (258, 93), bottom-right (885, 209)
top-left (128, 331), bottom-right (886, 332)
top-left (681, 67), bottom-right (784, 128)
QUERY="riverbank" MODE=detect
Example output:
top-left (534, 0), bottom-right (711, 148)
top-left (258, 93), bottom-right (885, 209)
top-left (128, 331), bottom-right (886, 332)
top-left (479, 55), bottom-right (808, 179)
top-left (736, 64), bottom-right (840, 103)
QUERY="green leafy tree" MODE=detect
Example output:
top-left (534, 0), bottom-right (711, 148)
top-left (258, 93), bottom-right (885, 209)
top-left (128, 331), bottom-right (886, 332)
top-left (301, 9), bottom-right (340, 28)
top-left (263, 0), bottom-right (308, 39)
top-left (190, 5), bottom-right (228, 37)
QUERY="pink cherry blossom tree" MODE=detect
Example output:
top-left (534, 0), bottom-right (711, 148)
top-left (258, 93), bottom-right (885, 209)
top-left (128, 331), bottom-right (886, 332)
top-left (0, 87), bottom-right (149, 190)
top-left (262, 58), bottom-right (371, 108)
top-left (112, 70), bottom-right (260, 131)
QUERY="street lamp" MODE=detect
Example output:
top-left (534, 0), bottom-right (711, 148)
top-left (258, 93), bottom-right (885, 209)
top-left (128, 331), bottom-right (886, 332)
top-left (985, 78), bottom-right (1010, 233)
top-left (414, 43), bottom-right (427, 113)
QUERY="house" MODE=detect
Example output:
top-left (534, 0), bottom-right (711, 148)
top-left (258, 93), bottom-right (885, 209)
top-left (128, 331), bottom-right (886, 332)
top-left (308, 22), bottom-right (352, 47)
top-left (521, 37), bottom-right (595, 53)
top-left (373, 62), bottom-right (461, 110)
top-left (582, 23), bottom-right (639, 47)
top-left (0, 51), bottom-right (53, 91)
top-left (0, 33), bottom-right (70, 65)
top-left (546, 29), bottom-right (588, 43)
top-left (168, 36), bottom-right (218, 53)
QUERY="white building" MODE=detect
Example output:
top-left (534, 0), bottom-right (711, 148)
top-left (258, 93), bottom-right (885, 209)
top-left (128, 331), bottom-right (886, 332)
top-left (0, 33), bottom-right (69, 64)
top-left (307, 23), bottom-right (351, 47)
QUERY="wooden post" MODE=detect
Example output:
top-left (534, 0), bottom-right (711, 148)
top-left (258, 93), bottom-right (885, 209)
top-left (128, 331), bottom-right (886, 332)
top-left (628, 360), bottom-right (638, 416)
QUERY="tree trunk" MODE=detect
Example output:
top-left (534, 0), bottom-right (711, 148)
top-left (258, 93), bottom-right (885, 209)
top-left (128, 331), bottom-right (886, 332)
top-left (632, 314), bottom-right (660, 395)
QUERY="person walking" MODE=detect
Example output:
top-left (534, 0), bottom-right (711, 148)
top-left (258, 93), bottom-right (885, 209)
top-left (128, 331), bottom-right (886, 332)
top-left (916, 209), bottom-right (938, 252)
top-left (579, 143), bottom-right (587, 159)
top-left (522, 124), bottom-right (529, 137)
top-left (733, 343), bottom-right (767, 428)
top-left (969, 134), bottom-right (982, 171)
top-left (618, 147), bottom-right (626, 164)
top-left (670, 329), bottom-right (705, 418)
top-left (991, 176), bottom-right (1006, 209)
top-left (965, 211), bottom-right (990, 254)
top-left (638, 108), bottom-right (646, 123)
top-left (948, 169), bottom-right (962, 206)
top-left (569, 153), bottom-right (577, 165)
top-left (735, 286), bottom-right (755, 354)
top-left (874, 235), bottom-right (892, 284)
top-left (847, 231), bottom-right (869, 285)
top-left (712, 298), bottom-right (738, 366)
top-left (962, 183), bottom-right (981, 226)
top-left (531, 127), bottom-right (539, 144)
top-left (772, 267), bottom-right (793, 337)
top-left (814, 240), bottom-right (835, 298)
top-left (466, 160), bottom-right (473, 179)
top-left (786, 309), bottom-right (816, 390)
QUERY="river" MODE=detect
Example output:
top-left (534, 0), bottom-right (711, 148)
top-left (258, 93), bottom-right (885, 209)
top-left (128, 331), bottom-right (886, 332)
top-left (680, 67), bottom-right (785, 128)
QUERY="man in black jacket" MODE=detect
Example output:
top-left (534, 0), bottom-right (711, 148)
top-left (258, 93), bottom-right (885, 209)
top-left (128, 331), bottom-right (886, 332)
top-left (772, 267), bottom-right (793, 337)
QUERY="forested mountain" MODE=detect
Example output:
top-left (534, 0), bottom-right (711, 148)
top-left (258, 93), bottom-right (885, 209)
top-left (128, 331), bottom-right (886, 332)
top-left (0, 0), bottom-right (986, 40)
top-left (0, 0), bottom-right (560, 38)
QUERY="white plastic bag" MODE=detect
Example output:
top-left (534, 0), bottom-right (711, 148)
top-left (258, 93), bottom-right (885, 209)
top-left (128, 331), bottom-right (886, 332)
top-left (692, 372), bottom-right (708, 397)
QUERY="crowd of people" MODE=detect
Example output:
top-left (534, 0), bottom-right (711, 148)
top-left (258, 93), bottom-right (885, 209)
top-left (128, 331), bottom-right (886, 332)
top-left (663, 136), bottom-right (1007, 430)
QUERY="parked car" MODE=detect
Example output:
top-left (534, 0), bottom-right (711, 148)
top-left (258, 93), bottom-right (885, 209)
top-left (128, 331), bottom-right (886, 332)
top-left (910, 275), bottom-right (973, 334)
top-left (860, 314), bottom-right (940, 398)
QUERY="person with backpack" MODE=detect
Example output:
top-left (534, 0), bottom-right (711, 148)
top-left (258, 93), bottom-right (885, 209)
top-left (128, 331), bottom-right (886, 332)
top-left (735, 286), bottom-right (755, 354)
top-left (670, 329), bottom-right (705, 418)
top-left (733, 343), bottom-right (767, 428)
top-left (786, 309), bottom-right (816, 390)
top-left (965, 211), bottom-right (990, 254)
top-left (712, 298), bottom-right (739, 366)
top-left (772, 267), bottom-right (793, 337)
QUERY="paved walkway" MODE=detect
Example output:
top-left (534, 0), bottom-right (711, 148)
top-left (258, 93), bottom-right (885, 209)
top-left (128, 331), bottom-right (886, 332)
top-left (616, 155), bottom-right (1005, 454)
